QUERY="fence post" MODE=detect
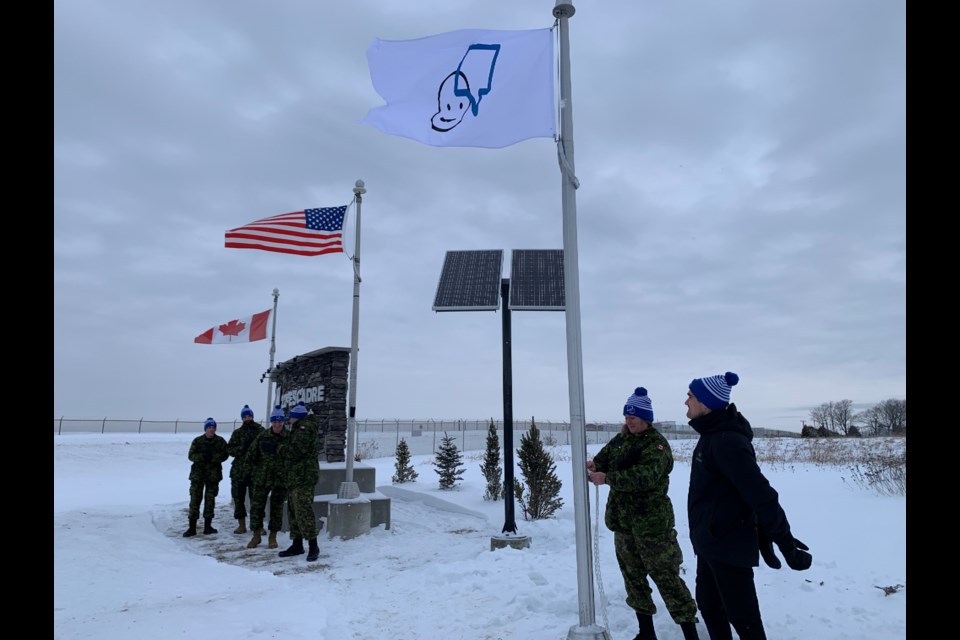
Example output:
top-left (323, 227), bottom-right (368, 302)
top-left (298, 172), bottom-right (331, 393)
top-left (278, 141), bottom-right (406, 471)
top-left (58, 416), bottom-right (63, 436)
top-left (175, 419), bottom-right (179, 434)
top-left (395, 419), bottom-right (401, 449)
top-left (101, 417), bottom-right (107, 434)
top-left (138, 418), bottom-right (143, 434)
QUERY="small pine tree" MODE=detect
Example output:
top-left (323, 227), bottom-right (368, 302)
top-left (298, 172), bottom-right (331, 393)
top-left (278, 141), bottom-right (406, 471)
top-left (392, 438), bottom-right (419, 484)
top-left (433, 431), bottom-right (466, 490)
top-left (480, 418), bottom-right (503, 501)
top-left (514, 418), bottom-right (564, 520)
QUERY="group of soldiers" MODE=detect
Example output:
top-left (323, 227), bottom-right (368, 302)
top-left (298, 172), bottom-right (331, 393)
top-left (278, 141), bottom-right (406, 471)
top-left (181, 401), bottom-right (323, 562)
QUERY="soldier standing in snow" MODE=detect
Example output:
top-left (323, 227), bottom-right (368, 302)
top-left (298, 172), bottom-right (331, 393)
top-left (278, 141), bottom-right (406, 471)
top-left (278, 401), bottom-right (321, 562)
top-left (588, 387), bottom-right (700, 640)
top-left (183, 418), bottom-right (229, 537)
top-left (685, 371), bottom-right (812, 640)
top-left (226, 404), bottom-right (264, 535)
top-left (245, 405), bottom-right (289, 550)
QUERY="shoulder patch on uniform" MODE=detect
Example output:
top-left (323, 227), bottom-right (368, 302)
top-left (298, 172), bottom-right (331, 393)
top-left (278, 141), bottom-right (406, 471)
top-left (657, 444), bottom-right (664, 451)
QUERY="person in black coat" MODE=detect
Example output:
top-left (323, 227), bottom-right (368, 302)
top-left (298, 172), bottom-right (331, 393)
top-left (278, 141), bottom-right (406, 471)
top-left (685, 372), bottom-right (812, 640)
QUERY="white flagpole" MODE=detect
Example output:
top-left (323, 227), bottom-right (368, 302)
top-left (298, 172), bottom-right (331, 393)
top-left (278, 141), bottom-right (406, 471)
top-left (264, 288), bottom-right (280, 420)
top-left (340, 179), bottom-right (365, 499)
top-left (554, 3), bottom-right (609, 640)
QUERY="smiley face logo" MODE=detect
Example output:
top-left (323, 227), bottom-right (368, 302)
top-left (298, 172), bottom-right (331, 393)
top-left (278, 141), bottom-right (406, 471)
top-left (430, 44), bottom-right (500, 134)
top-left (431, 71), bottom-right (470, 132)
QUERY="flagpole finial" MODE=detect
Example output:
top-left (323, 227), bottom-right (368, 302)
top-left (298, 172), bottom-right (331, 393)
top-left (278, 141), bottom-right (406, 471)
top-left (354, 179), bottom-right (366, 195)
top-left (553, 1), bottom-right (575, 18)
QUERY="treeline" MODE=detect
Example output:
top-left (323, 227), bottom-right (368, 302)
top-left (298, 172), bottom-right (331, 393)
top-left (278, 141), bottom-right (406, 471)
top-left (802, 398), bottom-right (905, 438)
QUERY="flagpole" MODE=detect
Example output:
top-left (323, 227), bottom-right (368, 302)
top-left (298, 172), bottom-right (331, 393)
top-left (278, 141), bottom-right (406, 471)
top-left (264, 288), bottom-right (280, 419)
top-left (339, 179), bottom-right (365, 500)
top-left (554, 3), bottom-right (609, 640)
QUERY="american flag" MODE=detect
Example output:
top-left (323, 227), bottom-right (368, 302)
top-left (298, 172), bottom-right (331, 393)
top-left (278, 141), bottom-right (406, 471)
top-left (225, 206), bottom-right (347, 256)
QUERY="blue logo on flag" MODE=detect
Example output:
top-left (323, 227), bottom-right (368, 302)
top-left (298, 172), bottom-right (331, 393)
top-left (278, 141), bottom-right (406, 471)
top-left (431, 43), bottom-right (501, 133)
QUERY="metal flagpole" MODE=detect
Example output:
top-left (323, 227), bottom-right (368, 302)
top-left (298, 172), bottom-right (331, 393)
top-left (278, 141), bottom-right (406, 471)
top-left (340, 179), bottom-right (365, 499)
top-left (264, 288), bottom-right (280, 420)
top-left (554, 3), bottom-right (610, 640)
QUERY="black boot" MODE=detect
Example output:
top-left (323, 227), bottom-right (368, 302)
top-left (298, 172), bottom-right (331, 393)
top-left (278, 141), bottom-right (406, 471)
top-left (634, 612), bottom-right (658, 640)
top-left (202, 517), bottom-right (217, 535)
top-left (182, 518), bottom-right (197, 537)
top-left (306, 538), bottom-right (320, 562)
top-left (279, 537), bottom-right (305, 557)
top-left (680, 621), bottom-right (700, 640)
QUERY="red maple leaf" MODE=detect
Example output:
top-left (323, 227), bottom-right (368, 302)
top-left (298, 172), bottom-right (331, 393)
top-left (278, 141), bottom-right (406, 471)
top-left (218, 319), bottom-right (247, 337)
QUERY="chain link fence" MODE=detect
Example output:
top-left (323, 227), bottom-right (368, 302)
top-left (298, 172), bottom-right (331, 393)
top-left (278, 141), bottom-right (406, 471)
top-left (52, 417), bottom-right (706, 456)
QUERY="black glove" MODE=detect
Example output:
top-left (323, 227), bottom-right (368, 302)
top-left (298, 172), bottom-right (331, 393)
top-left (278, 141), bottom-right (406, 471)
top-left (757, 528), bottom-right (781, 569)
top-left (776, 537), bottom-right (812, 571)
top-left (260, 439), bottom-right (277, 455)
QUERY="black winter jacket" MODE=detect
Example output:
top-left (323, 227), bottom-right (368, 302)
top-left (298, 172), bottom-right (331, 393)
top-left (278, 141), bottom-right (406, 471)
top-left (687, 404), bottom-right (793, 567)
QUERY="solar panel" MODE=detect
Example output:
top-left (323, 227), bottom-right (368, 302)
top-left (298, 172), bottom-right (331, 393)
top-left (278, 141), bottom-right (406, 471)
top-left (509, 249), bottom-right (565, 311)
top-left (432, 250), bottom-right (504, 311)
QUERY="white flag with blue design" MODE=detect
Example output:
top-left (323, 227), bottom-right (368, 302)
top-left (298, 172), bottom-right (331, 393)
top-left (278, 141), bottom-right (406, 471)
top-left (362, 28), bottom-right (556, 149)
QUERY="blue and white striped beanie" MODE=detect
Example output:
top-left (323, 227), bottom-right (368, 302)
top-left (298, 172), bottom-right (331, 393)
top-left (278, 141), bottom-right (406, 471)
top-left (623, 387), bottom-right (654, 422)
top-left (240, 405), bottom-right (254, 419)
top-left (289, 401), bottom-right (309, 419)
top-left (203, 417), bottom-right (217, 430)
top-left (689, 372), bottom-right (740, 410)
top-left (269, 405), bottom-right (285, 423)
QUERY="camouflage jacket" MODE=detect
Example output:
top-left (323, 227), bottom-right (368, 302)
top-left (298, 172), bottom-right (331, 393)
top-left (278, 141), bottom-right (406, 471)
top-left (227, 420), bottom-right (265, 479)
top-left (279, 414), bottom-right (320, 487)
top-left (187, 434), bottom-right (229, 483)
top-left (245, 426), bottom-right (288, 488)
top-left (592, 427), bottom-right (677, 536)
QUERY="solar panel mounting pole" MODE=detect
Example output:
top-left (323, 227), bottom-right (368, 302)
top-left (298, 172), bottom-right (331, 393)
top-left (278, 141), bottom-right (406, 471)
top-left (500, 278), bottom-right (518, 534)
top-left (554, 3), bottom-right (610, 640)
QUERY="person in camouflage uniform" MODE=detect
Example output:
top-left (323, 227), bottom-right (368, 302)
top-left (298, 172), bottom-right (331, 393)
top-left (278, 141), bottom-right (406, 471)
top-left (183, 418), bottom-right (229, 537)
top-left (227, 404), bottom-right (265, 535)
top-left (277, 401), bottom-right (321, 561)
top-left (245, 405), bottom-right (289, 549)
top-left (588, 388), bottom-right (700, 640)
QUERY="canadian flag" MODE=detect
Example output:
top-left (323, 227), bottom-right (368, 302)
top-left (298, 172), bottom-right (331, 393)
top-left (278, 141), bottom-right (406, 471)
top-left (194, 309), bottom-right (271, 344)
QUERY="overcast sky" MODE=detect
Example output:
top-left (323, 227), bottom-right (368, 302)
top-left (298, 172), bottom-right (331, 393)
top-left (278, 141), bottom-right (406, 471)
top-left (54, 0), bottom-right (906, 431)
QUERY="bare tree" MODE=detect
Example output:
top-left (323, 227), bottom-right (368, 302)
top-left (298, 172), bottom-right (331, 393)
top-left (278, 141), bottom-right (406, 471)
top-left (830, 399), bottom-right (854, 436)
top-left (877, 398), bottom-right (906, 434)
top-left (854, 406), bottom-right (885, 436)
top-left (809, 403), bottom-right (831, 431)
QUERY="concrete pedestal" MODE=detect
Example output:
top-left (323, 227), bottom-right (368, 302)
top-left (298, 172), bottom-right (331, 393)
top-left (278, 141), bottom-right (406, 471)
top-left (257, 463), bottom-right (391, 534)
top-left (327, 497), bottom-right (372, 540)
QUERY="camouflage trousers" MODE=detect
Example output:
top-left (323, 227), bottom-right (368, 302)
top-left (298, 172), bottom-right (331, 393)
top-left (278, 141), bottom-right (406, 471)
top-left (249, 482), bottom-right (287, 533)
top-left (188, 479), bottom-right (220, 520)
top-left (287, 481), bottom-right (318, 539)
top-left (230, 474), bottom-right (255, 520)
top-left (614, 528), bottom-right (698, 624)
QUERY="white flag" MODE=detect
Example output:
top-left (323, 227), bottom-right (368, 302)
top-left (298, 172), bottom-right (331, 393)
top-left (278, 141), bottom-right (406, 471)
top-left (362, 28), bottom-right (555, 149)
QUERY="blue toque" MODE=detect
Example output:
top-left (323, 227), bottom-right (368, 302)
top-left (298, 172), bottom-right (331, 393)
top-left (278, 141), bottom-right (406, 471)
top-left (240, 405), bottom-right (254, 419)
top-left (623, 387), bottom-right (655, 422)
top-left (269, 405), bottom-right (285, 423)
top-left (203, 417), bottom-right (217, 430)
top-left (289, 402), bottom-right (308, 419)
top-left (689, 372), bottom-right (740, 410)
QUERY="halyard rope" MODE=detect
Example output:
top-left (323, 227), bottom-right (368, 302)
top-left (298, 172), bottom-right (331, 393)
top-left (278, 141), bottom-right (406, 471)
top-left (593, 483), bottom-right (610, 633)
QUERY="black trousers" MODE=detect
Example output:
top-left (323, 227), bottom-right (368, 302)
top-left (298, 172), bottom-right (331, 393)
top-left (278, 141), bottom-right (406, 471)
top-left (695, 557), bottom-right (766, 640)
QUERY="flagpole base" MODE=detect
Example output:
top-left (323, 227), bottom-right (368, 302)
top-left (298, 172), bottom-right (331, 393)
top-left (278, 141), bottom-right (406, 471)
top-left (566, 624), bottom-right (610, 640)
